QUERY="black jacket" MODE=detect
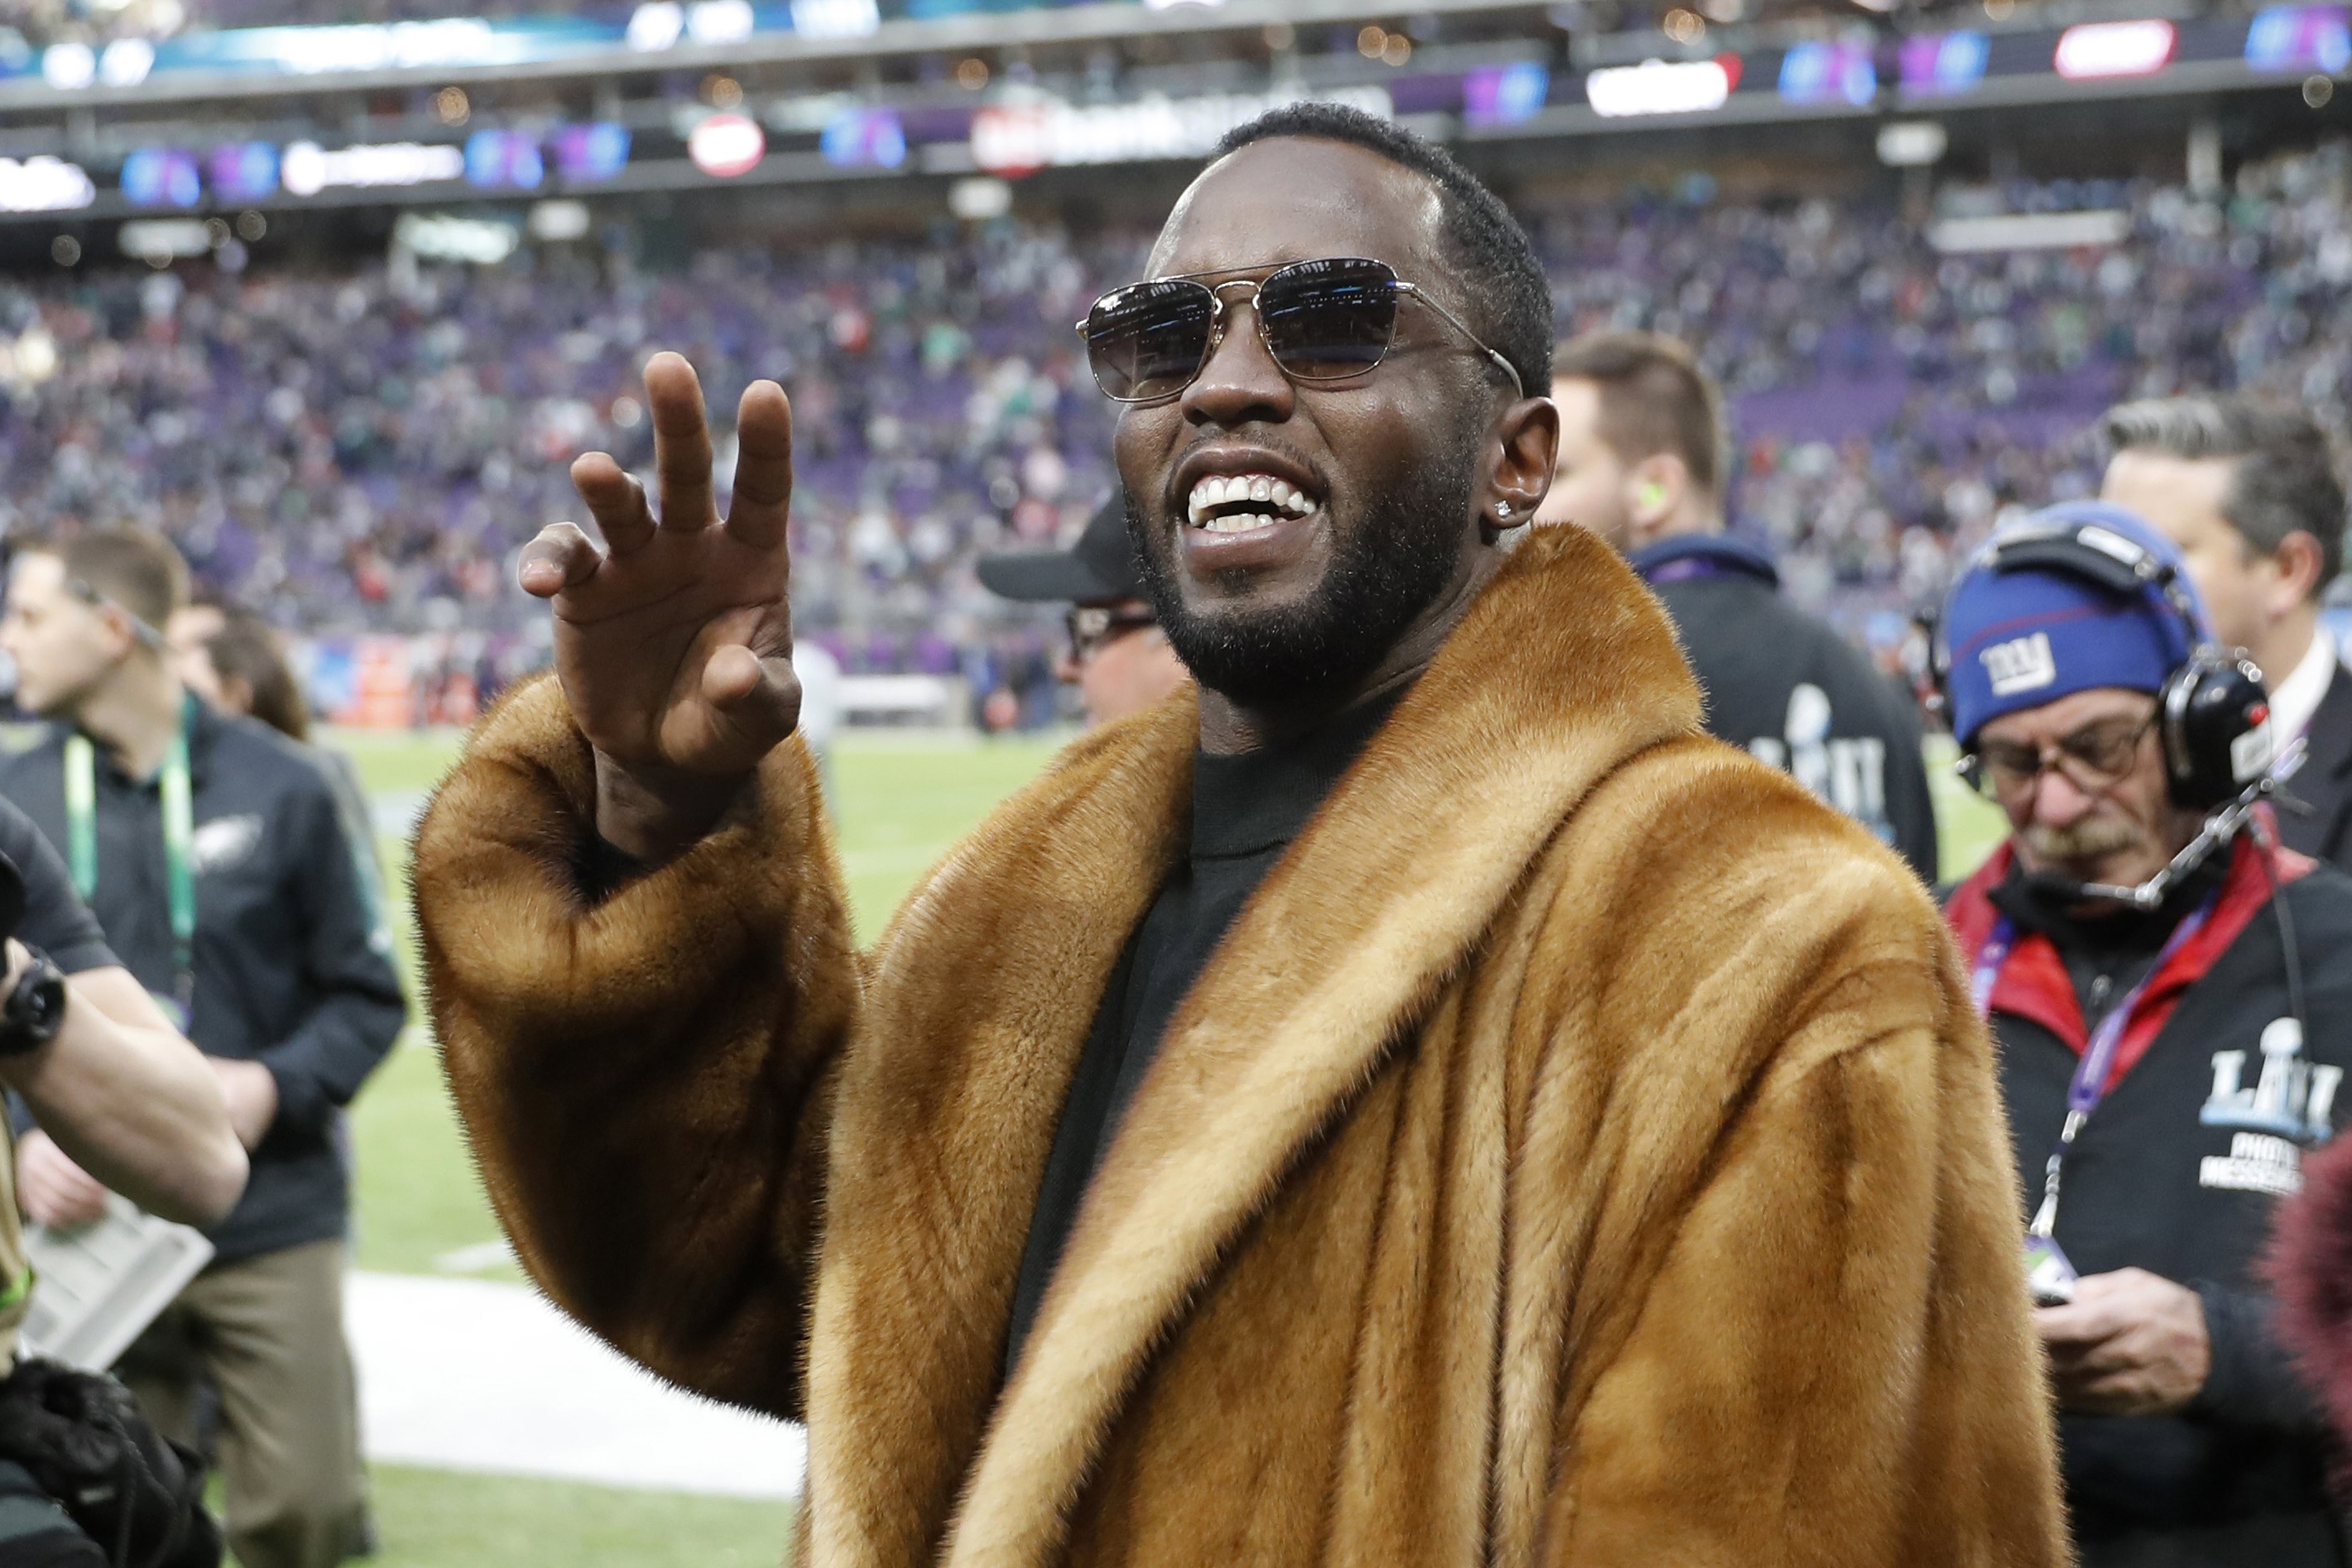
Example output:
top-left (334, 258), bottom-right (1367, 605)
top-left (1951, 837), bottom-right (2352, 1568)
top-left (0, 794), bottom-right (118, 980)
top-left (0, 700), bottom-right (405, 1264)
top-left (2282, 663), bottom-right (2352, 874)
top-left (1631, 535), bottom-right (1940, 882)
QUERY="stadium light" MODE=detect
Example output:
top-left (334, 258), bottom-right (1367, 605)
top-left (528, 199), bottom-right (593, 242)
top-left (2053, 20), bottom-right (2176, 79)
top-left (0, 157), bottom-right (95, 213)
top-left (791, 0), bottom-right (880, 36)
top-left (40, 43), bottom-right (95, 92)
top-left (949, 176), bottom-right (1013, 220)
top-left (688, 0), bottom-right (755, 46)
top-left (1928, 209), bottom-right (2132, 252)
top-left (1585, 56), bottom-right (1740, 117)
top-left (626, 2), bottom-right (686, 51)
top-left (392, 212), bottom-right (520, 265)
top-left (688, 113), bottom-right (766, 177)
top-left (118, 218), bottom-right (212, 260)
top-left (98, 39), bottom-right (154, 88)
top-left (1876, 121), bottom-right (1948, 165)
top-left (281, 141), bottom-right (466, 198)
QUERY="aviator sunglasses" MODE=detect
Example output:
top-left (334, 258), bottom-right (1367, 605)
top-left (1077, 257), bottom-right (1524, 404)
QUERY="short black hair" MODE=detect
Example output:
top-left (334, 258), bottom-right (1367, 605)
top-left (2102, 395), bottom-right (2347, 597)
top-left (1212, 103), bottom-right (1552, 400)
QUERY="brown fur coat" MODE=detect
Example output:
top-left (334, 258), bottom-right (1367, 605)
top-left (413, 525), bottom-right (2063, 1567)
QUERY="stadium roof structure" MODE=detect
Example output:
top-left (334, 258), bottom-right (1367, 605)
top-left (0, 0), bottom-right (2340, 228)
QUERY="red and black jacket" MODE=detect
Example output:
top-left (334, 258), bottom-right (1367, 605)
top-left (1948, 836), bottom-right (2352, 1567)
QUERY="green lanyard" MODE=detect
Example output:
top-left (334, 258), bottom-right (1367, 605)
top-left (64, 702), bottom-right (196, 1021)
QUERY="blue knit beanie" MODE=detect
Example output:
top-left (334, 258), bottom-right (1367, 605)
top-left (1942, 502), bottom-right (2210, 748)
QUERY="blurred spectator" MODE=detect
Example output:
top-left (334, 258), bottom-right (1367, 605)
top-left (0, 529), bottom-right (404, 1568)
top-left (2100, 397), bottom-right (2352, 869)
top-left (169, 600), bottom-right (382, 897)
top-left (1538, 329), bottom-right (1939, 880)
top-left (166, 595), bottom-right (386, 1563)
top-left (978, 497), bottom-right (1184, 727)
top-left (2, 142), bottom-right (2350, 679)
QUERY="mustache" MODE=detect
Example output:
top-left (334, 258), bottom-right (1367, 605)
top-left (2023, 817), bottom-right (2143, 862)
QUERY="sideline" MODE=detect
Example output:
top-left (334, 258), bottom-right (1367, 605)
top-left (349, 1272), bottom-right (807, 1499)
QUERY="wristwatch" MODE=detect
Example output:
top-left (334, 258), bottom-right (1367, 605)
top-left (0, 947), bottom-right (67, 1056)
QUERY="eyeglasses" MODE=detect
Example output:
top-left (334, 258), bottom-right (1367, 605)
top-left (1961, 711), bottom-right (2158, 800)
top-left (1064, 605), bottom-right (1157, 661)
top-left (63, 576), bottom-right (166, 651)
top-left (1076, 257), bottom-right (1524, 405)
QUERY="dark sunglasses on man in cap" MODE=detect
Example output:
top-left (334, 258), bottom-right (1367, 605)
top-left (1063, 604), bottom-right (1158, 663)
top-left (1076, 257), bottom-right (1524, 405)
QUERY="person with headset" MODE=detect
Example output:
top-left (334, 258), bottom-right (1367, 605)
top-left (1937, 502), bottom-right (2352, 1566)
top-left (1534, 331), bottom-right (1940, 881)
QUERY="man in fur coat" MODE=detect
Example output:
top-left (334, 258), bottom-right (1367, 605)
top-left (411, 106), bottom-right (2062, 1566)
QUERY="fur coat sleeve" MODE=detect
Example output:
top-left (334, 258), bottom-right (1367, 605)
top-left (412, 674), bottom-right (857, 1420)
top-left (1538, 850), bottom-right (2054, 1560)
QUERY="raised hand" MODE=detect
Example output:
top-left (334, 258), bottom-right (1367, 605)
top-left (519, 352), bottom-right (801, 859)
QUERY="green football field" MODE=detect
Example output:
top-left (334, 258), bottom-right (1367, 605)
top-left (327, 722), bottom-right (2005, 1568)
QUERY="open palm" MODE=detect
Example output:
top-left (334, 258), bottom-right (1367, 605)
top-left (520, 352), bottom-right (802, 783)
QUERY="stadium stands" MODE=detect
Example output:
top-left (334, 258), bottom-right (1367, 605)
top-left (2, 140), bottom-right (2346, 683)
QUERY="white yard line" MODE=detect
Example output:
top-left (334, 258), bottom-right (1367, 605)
top-left (348, 1272), bottom-right (806, 1500)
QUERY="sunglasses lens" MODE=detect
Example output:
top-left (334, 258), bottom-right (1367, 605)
top-left (1084, 281), bottom-right (1214, 400)
top-left (1259, 259), bottom-right (1399, 381)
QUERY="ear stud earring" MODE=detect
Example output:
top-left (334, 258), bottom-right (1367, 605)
top-left (1494, 501), bottom-right (1512, 520)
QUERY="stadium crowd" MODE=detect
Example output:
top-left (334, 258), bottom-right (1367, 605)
top-left (1, 140), bottom-right (2349, 697)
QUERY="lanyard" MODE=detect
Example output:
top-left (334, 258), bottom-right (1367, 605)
top-left (64, 704), bottom-right (196, 1020)
top-left (1971, 892), bottom-right (2216, 1239)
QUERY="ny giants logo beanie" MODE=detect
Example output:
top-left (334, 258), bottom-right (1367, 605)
top-left (1942, 502), bottom-right (2210, 749)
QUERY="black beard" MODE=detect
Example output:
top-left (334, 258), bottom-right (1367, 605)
top-left (1125, 447), bottom-right (1477, 709)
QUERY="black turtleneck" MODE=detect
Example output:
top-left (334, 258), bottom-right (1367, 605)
top-left (1001, 687), bottom-right (1409, 1374)
top-left (1987, 854), bottom-right (2229, 1030)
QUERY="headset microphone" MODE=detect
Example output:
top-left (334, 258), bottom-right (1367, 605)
top-left (2017, 779), bottom-right (2274, 912)
top-left (1936, 508), bottom-right (2311, 1071)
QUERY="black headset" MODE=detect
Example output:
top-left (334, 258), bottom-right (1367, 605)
top-left (1933, 512), bottom-right (2276, 813)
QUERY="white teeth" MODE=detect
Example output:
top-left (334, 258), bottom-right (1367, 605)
top-left (1202, 512), bottom-right (1275, 535)
top-left (1185, 472), bottom-right (1321, 527)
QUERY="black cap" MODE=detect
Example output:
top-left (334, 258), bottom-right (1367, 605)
top-left (977, 496), bottom-right (1142, 604)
